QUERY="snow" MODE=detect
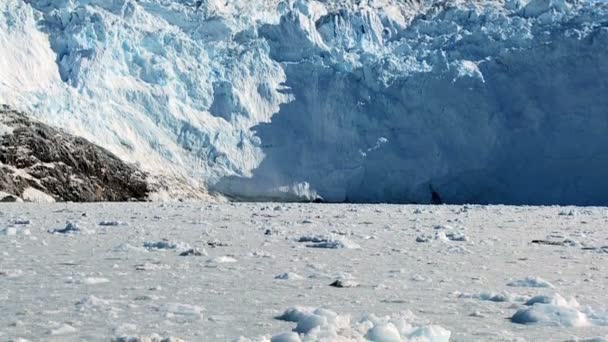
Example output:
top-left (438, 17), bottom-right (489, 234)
top-left (21, 187), bottom-right (55, 203)
top-left (1, 0), bottom-right (608, 204)
top-left (1, 203), bottom-right (608, 341)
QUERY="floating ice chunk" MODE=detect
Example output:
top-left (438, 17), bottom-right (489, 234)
top-left (405, 325), bottom-right (451, 342)
top-left (275, 272), bottom-right (304, 280)
top-left (329, 279), bottom-right (359, 288)
top-left (511, 292), bottom-right (601, 327)
top-left (113, 243), bottom-right (148, 253)
top-left (249, 251), bottom-right (275, 259)
top-left (144, 240), bottom-right (190, 251)
top-left (13, 219), bottom-right (31, 225)
top-left (416, 235), bottom-right (432, 243)
top-left (525, 293), bottom-right (578, 307)
top-left (507, 276), bottom-right (554, 288)
top-left (82, 277), bottom-right (109, 285)
top-left (179, 248), bottom-right (207, 257)
top-left (1, 227), bottom-right (17, 236)
top-left (135, 263), bottom-right (171, 271)
top-left (272, 307), bottom-right (450, 341)
top-left (144, 241), bottom-right (177, 250)
top-left (512, 303), bottom-right (590, 327)
top-left (208, 256), bottom-right (237, 263)
top-left (293, 310), bottom-right (334, 334)
top-left (365, 322), bottom-right (401, 342)
top-left (445, 232), bottom-right (468, 242)
top-left (76, 295), bottom-right (111, 308)
top-left (276, 307), bottom-right (315, 322)
top-left (417, 227), bottom-right (468, 243)
top-left (99, 221), bottom-right (127, 226)
top-left (50, 324), bottom-right (77, 335)
top-left (433, 225), bottom-right (453, 230)
top-left (298, 234), bottom-right (360, 249)
top-left (307, 239), bottom-right (360, 249)
top-left (0, 269), bottom-right (23, 278)
top-left (157, 303), bottom-right (204, 320)
top-left (48, 222), bottom-right (87, 235)
top-left (270, 332), bottom-right (301, 342)
top-left (457, 291), bottom-right (528, 303)
top-left (298, 235), bottom-right (330, 243)
top-left (113, 334), bottom-right (185, 342)
top-left (573, 338), bottom-right (608, 342)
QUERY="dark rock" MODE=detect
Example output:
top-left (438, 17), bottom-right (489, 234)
top-left (0, 193), bottom-right (22, 202)
top-left (0, 105), bottom-right (149, 201)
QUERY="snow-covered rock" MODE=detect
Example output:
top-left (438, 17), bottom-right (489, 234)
top-left (0, 106), bottom-right (149, 202)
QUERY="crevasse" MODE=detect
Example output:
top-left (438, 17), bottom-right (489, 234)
top-left (1, 0), bottom-right (607, 204)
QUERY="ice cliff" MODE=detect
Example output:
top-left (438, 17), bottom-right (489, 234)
top-left (1, 0), bottom-right (607, 204)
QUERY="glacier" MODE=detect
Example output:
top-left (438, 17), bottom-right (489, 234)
top-left (1, 0), bottom-right (608, 204)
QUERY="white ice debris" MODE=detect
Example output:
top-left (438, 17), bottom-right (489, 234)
top-left (113, 243), bottom-right (148, 253)
top-left (113, 334), bottom-right (185, 342)
top-left (511, 294), bottom-right (590, 327)
top-left (99, 221), bottom-right (127, 226)
top-left (157, 303), bottom-right (204, 321)
top-left (143, 240), bottom-right (191, 252)
top-left (208, 256), bottom-right (238, 263)
top-left (82, 277), bottom-right (110, 285)
top-left (1, 227), bottom-right (17, 236)
top-left (272, 307), bottom-right (450, 341)
top-left (507, 277), bottom-right (555, 288)
top-left (275, 272), bottom-right (304, 281)
top-left (48, 221), bottom-right (89, 235)
top-left (297, 234), bottom-right (360, 249)
top-left (76, 295), bottom-right (112, 309)
top-left (49, 324), bottom-right (77, 336)
top-left (456, 291), bottom-right (528, 303)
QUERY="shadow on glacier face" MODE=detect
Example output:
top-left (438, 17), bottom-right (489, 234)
top-left (214, 27), bottom-right (608, 205)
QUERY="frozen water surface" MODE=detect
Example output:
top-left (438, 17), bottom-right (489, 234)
top-left (1, 203), bottom-right (608, 341)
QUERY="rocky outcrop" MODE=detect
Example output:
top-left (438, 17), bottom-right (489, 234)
top-left (0, 105), bottom-right (149, 202)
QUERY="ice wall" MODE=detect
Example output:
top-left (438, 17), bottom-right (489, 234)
top-left (1, 0), bottom-right (608, 204)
